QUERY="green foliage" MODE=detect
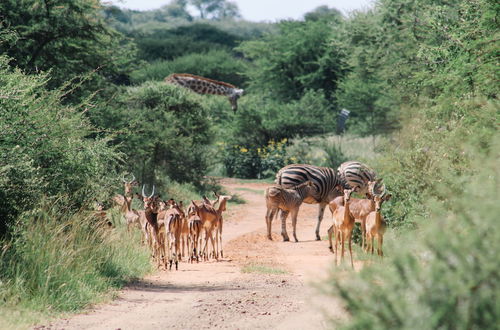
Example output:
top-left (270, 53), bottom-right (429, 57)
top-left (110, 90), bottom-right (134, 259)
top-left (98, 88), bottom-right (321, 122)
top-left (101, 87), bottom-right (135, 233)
top-left (89, 81), bottom-right (213, 187)
top-left (223, 139), bottom-right (290, 179)
top-left (130, 49), bottom-right (245, 86)
top-left (0, 203), bottom-right (151, 313)
top-left (326, 140), bottom-right (500, 329)
top-left (0, 56), bottom-right (119, 236)
top-left (133, 23), bottom-right (241, 62)
top-left (238, 19), bottom-right (347, 102)
top-left (0, 0), bottom-right (136, 89)
top-left (189, 0), bottom-right (241, 20)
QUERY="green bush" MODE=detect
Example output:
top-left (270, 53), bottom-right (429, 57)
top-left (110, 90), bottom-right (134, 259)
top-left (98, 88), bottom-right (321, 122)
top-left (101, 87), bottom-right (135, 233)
top-left (0, 56), bottom-right (120, 236)
top-left (223, 139), bottom-right (290, 179)
top-left (326, 136), bottom-right (500, 329)
top-left (133, 23), bottom-right (240, 62)
top-left (89, 81), bottom-right (214, 187)
top-left (130, 49), bottom-right (246, 86)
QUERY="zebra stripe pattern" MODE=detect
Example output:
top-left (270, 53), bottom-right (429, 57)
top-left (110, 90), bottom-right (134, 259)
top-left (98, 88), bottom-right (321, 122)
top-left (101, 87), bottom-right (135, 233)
top-left (265, 181), bottom-right (317, 242)
top-left (337, 161), bottom-right (377, 195)
top-left (275, 164), bottom-right (343, 203)
top-left (275, 164), bottom-right (344, 240)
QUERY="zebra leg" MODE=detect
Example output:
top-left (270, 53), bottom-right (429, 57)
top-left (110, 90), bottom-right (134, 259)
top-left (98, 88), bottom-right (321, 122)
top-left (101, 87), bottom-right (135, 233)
top-left (291, 209), bottom-right (299, 242)
top-left (327, 225), bottom-right (334, 251)
top-left (280, 210), bottom-right (290, 241)
top-left (315, 203), bottom-right (327, 241)
top-left (266, 208), bottom-right (276, 240)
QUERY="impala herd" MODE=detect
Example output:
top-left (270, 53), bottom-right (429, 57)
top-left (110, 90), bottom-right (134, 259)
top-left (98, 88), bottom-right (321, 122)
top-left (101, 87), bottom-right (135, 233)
top-left (105, 161), bottom-right (390, 271)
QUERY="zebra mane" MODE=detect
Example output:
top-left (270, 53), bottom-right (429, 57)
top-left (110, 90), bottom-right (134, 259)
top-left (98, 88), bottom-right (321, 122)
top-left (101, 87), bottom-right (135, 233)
top-left (168, 73), bottom-right (237, 89)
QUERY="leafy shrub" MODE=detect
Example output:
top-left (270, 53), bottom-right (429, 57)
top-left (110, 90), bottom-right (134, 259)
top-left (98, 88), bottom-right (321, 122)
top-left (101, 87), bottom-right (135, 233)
top-left (0, 56), bottom-right (119, 236)
top-left (223, 139), bottom-right (290, 179)
top-left (133, 23), bottom-right (240, 62)
top-left (89, 81), bottom-right (213, 188)
top-left (130, 49), bottom-right (246, 86)
top-left (326, 137), bottom-right (500, 329)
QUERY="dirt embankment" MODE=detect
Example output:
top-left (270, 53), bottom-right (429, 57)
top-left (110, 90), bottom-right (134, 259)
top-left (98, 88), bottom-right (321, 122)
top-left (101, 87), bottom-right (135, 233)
top-left (41, 179), bottom-right (349, 330)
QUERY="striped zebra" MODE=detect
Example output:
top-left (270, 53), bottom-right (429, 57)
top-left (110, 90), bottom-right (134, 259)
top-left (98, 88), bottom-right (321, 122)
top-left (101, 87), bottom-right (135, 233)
top-left (265, 181), bottom-right (318, 242)
top-left (337, 161), bottom-right (378, 196)
top-left (275, 164), bottom-right (344, 240)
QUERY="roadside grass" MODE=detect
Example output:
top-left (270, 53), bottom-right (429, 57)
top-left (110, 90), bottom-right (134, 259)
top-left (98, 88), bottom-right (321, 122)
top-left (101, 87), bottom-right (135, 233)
top-left (0, 204), bottom-right (152, 328)
top-left (233, 187), bottom-right (264, 195)
top-left (233, 178), bottom-right (275, 184)
top-left (241, 262), bottom-right (288, 275)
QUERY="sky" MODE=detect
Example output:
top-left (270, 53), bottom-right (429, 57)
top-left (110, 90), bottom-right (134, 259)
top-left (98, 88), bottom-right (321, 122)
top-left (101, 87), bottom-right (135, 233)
top-left (107, 0), bottom-right (374, 21)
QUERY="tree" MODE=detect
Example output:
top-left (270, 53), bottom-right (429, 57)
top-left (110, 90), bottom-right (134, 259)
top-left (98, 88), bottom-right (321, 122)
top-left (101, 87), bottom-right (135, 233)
top-left (304, 5), bottom-right (343, 22)
top-left (0, 56), bottom-right (119, 236)
top-left (0, 0), bottom-right (136, 89)
top-left (189, 0), bottom-right (241, 20)
top-left (162, 0), bottom-right (193, 20)
top-left (238, 19), bottom-right (347, 102)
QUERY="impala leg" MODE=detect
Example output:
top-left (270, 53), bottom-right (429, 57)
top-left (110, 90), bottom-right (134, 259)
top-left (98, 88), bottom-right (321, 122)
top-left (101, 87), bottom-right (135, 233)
top-left (361, 218), bottom-right (366, 251)
top-left (348, 232), bottom-right (354, 269)
top-left (219, 227), bottom-right (223, 258)
top-left (340, 232), bottom-right (345, 263)
top-left (334, 227), bottom-right (340, 265)
top-left (378, 235), bottom-right (384, 257)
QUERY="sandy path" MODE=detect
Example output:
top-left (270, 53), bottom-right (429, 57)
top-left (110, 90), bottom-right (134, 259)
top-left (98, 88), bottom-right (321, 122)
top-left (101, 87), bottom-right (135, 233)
top-left (41, 179), bottom-right (347, 330)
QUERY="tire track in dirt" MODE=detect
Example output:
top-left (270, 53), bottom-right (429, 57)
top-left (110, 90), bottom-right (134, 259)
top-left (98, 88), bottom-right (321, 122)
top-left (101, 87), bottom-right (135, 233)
top-left (41, 179), bottom-right (347, 330)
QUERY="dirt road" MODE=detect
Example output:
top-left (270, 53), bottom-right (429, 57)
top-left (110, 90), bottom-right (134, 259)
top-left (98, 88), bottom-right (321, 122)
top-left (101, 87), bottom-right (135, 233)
top-left (43, 179), bottom-right (349, 330)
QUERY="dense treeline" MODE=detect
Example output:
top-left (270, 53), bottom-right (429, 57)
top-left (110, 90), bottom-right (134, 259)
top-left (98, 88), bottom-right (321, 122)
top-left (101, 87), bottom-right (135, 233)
top-left (324, 0), bottom-right (499, 328)
top-left (0, 0), bottom-right (498, 326)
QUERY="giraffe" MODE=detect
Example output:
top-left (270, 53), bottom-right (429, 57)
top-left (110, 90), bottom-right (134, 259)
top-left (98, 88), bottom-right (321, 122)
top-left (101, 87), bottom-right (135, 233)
top-left (165, 73), bottom-right (244, 112)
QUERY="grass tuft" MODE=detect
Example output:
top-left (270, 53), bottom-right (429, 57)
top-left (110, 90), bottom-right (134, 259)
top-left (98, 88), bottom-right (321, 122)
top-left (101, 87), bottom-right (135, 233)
top-left (241, 263), bottom-right (288, 275)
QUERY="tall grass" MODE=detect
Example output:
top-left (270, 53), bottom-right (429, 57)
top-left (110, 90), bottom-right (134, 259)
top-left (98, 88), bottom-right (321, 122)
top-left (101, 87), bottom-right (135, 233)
top-left (0, 202), bottom-right (152, 326)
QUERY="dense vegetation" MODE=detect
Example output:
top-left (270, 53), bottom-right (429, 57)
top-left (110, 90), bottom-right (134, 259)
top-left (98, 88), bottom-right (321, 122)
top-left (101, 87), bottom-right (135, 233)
top-left (0, 0), bottom-right (497, 327)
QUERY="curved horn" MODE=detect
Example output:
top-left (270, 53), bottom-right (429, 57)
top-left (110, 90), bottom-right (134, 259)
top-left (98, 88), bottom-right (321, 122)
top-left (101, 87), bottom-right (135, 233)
top-left (129, 174), bottom-right (136, 184)
top-left (142, 184), bottom-right (146, 198)
top-left (149, 185), bottom-right (155, 198)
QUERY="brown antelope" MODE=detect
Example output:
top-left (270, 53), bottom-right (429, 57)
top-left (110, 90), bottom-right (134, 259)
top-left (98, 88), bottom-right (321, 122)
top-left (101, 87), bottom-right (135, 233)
top-left (161, 199), bottom-right (184, 270)
top-left (140, 185), bottom-right (163, 267)
top-left (365, 180), bottom-right (391, 256)
top-left (112, 174), bottom-right (138, 208)
top-left (191, 196), bottom-right (231, 260)
top-left (123, 195), bottom-right (141, 232)
top-left (329, 193), bottom-right (377, 250)
top-left (329, 188), bottom-right (355, 268)
top-left (265, 181), bottom-right (317, 242)
top-left (187, 204), bottom-right (203, 263)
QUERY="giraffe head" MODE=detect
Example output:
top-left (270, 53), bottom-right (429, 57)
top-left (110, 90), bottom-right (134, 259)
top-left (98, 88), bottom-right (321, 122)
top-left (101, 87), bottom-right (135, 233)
top-left (229, 88), bottom-right (244, 112)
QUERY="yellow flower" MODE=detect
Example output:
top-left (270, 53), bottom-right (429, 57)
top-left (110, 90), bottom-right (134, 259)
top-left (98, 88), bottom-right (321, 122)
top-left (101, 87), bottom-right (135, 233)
top-left (240, 147), bottom-right (248, 153)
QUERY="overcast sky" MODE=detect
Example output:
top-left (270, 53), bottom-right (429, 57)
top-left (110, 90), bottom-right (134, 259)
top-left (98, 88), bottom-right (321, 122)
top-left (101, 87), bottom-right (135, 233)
top-left (107, 0), bottom-right (374, 21)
